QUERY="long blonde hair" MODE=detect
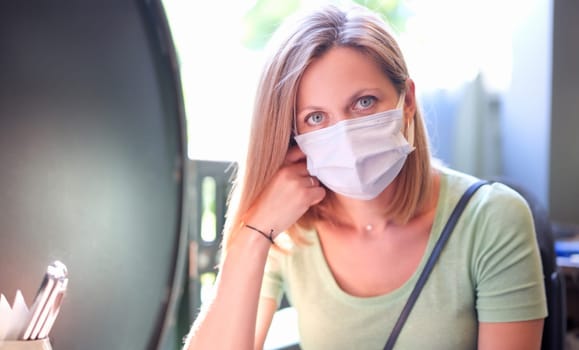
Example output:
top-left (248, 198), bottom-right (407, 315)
top-left (223, 3), bottom-right (433, 250)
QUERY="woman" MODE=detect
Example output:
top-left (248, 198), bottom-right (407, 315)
top-left (184, 3), bottom-right (547, 349)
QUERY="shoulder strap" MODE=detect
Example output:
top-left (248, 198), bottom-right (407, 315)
top-left (383, 180), bottom-right (489, 350)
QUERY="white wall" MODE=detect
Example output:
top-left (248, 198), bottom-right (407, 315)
top-left (502, 0), bottom-right (579, 225)
top-left (501, 0), bottom-right (553, 211)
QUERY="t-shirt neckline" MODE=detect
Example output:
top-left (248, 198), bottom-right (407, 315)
top-left (309, 171), bottom-right (449, 307)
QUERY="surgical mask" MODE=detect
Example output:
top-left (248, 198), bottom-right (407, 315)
top-left (294, 94), bottom-right (414, 200)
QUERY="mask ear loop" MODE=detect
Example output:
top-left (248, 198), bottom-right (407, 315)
top-left (398, 92), bottom-right (415, 148)
top-left (407, 119), bottom-right (415, 147)
top-left (396, 92), bottom-right (406, 110)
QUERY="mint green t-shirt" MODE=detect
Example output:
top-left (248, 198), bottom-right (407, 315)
top-left (260, 167), bottom-right (548, 350)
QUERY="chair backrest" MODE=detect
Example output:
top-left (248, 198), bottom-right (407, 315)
top-left (491, 179), bottom-right (567, 350)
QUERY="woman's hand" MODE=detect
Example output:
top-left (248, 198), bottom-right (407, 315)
top-left (244, 146), bottom-right (326, 236)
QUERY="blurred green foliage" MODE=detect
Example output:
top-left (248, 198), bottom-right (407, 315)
top-left (240, 0), bottom-right (406, 50)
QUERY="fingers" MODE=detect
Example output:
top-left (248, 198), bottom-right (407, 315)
top-left (284, 145), bottom-right (306, 165)
top-left (285, 155), bottom-right (310, 177)
top-left (283, 150), bottom-right (321, 190)
top-left (245, 165), bottom-right (325, 236)
top-left (306, 176), bottom-right (326, 205)
top-left (306, 175), bottom-right (320, 188)
top-left (310, 186), bottom-right (326, 205)
top-left (286, 153), bottom-right (320, 192)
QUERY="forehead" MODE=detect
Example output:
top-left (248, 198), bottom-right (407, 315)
top-left (297, 46), bottom-right (395, 108)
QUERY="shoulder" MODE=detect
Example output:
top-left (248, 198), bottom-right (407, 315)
top-left (438, 165), bottom-right (532, 221)
top-left (436, 166), bottom-right (536, 255)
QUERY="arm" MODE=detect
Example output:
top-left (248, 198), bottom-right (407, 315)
top-left (478, 319), bottom-right (544, 350)
top-left (183, 227), bottom-right (273, 350)
top-left (183, 147), bottom-right (325, 350)
top-left (474, 184), bottom-right (547, 350)
top-left (254, 297), bottom-right (279, 350)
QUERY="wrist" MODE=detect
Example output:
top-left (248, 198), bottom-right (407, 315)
top-left (243, 223), bottom-right (276, 245)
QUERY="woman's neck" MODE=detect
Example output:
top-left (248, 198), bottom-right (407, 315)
top-left (325, 171), bottom-right (440, 237)
top-left (329, 184), bottom-right (397, 236)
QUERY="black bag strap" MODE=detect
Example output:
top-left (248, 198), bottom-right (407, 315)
top-left (383, 180), bottom-right (489, 350)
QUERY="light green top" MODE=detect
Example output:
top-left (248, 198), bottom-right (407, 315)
top-left (261, 167), bottom-right (548, 350)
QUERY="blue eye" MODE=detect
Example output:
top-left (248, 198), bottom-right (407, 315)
top-left (306, 112), bottom-right (325, 126)
top-left (355, 96), bottom-right (376, 110)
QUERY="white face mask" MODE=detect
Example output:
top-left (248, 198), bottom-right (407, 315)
top-left (294, 94), bottom-right (414, 200)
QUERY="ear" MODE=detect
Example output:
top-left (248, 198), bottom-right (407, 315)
top-left (403, 78), bottom-right (417, 123)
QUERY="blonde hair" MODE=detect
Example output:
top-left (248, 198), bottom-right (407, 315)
top-left (222, 3), bottom-right (433, 250)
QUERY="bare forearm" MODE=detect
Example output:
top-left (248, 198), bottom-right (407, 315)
top-left (478, 320), bottom-right (544, 350)
top-left (183, 230), bottom-right (272, 350)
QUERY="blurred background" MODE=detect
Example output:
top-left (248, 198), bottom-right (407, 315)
top-left (162, 0), bottom-right (578, 220)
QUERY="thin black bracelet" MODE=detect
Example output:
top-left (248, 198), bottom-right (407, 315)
top-left (245, 224), bottom-right (275, 244)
